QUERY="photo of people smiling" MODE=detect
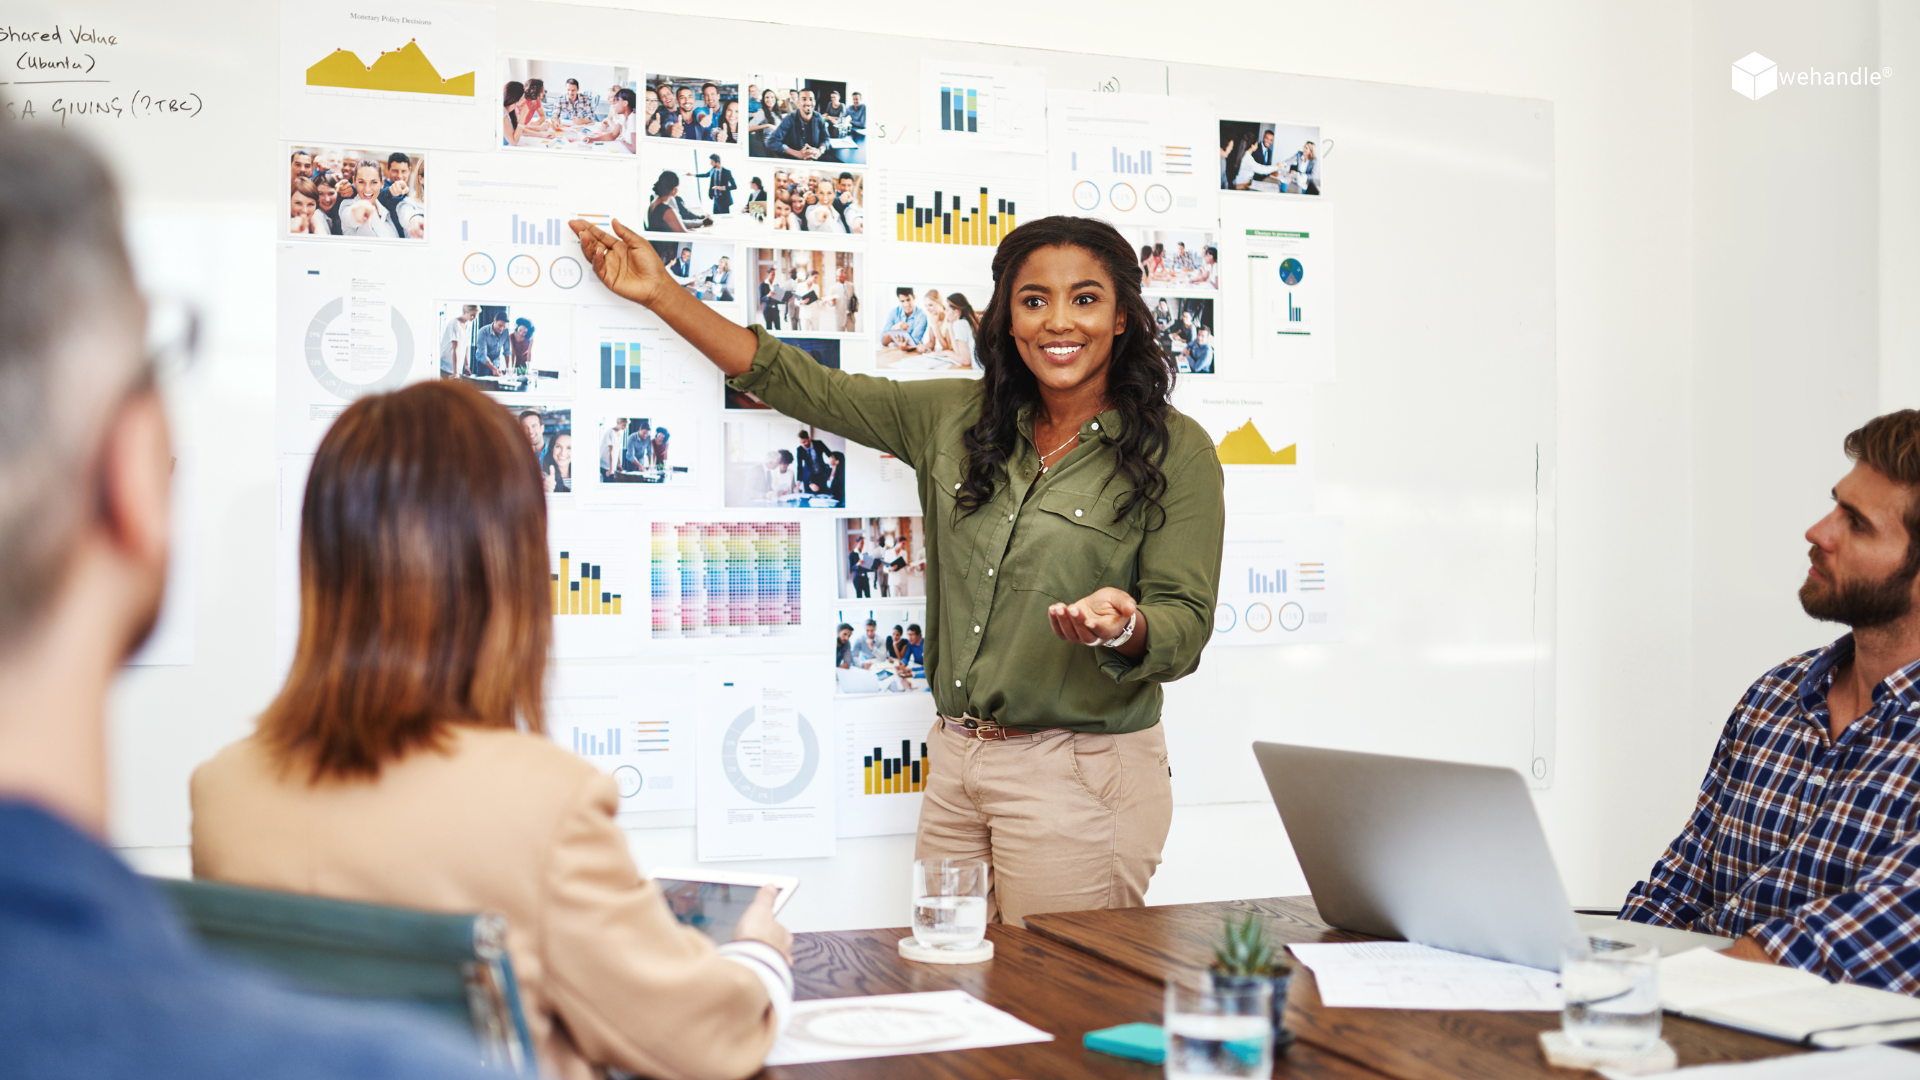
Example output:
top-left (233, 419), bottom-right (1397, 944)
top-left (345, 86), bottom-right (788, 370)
top-left (873, 284), bottom-right (984, 373)
top-left (746, 75), bottom-right (868, 164)
top-left (500, 60), bottom-right (639, 154)
top-left (436, 302), bottom-right (573, 395)
top-left (644, 75), bottom-right (742, 143)
top-left (1220, 120), bottom-right (1325, 195)
top-left (287, 145), bottom-right (426, 239)
top-left (771, 168), bottom-right (864, 233)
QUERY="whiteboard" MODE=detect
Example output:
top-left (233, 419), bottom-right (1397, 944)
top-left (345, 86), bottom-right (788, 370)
top-left (5, 2), bottom-right (1554, 873)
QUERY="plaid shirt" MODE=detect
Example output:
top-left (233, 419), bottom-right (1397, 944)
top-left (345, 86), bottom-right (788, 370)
top-left (552, 92), bottom-right (596, 123)
top-left (1622, 634), bottom-right (1920, 993)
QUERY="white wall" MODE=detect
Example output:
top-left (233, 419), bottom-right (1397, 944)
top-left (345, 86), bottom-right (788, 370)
top-left (108, 0), bottom-right (1915, 927)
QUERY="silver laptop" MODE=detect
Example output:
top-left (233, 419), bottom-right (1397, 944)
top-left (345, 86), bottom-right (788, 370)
top-left (1253, 742), bottom-right (1732, 970)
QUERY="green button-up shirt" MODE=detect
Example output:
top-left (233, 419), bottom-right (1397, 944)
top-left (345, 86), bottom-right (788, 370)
top-left (732, 326), bottom-right (1225, 734)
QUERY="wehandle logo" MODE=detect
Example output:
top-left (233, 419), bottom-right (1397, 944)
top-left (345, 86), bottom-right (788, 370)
top-left (1732, 52), bottom-right (1892, 100)
top-left (1731, 53), bottom-right (1777, 100)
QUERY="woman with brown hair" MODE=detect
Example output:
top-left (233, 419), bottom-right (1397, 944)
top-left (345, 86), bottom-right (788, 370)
top-left (190, 381), bottom-right (792, 1080)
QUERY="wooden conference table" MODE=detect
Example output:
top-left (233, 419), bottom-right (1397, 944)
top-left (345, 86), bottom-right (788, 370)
top-left (764, 898), bottom-right (1813, 1080)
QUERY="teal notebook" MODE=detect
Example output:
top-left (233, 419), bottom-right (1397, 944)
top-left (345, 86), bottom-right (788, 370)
top-left (1084, 1022), bottom-right (1166, 1064)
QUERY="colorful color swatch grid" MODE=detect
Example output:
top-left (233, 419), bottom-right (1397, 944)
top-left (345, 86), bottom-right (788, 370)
top-left (650, 522), bottom-right (803, 639)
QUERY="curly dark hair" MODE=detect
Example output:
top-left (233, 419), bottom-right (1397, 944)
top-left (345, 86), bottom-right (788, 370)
top-left (958, 215), bottom-right (1175, 528)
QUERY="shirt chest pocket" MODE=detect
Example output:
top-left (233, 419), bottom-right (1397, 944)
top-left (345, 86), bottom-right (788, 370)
top-left (1011, 488), bottom-right (1134, 602)
top-left (929, 453), bottom-right (987, 576)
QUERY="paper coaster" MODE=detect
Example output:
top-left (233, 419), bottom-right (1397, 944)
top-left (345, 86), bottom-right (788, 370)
top-left (898, 937), bottom-right (994, 964)
top-left (1538, 1030), bottom-right (1677, 1074)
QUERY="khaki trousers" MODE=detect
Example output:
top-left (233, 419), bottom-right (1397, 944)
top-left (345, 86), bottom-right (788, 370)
top-left (913, 719), bottom-right (1174, 927)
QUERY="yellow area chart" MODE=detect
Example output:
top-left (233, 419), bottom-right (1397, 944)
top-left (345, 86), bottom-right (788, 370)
top-left (1215, 420), bottom-right (1298, 466)
top-left (306, 40), bottom-right (476, 98)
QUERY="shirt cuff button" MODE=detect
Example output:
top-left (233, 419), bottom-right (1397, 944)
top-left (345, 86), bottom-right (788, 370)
top-left (1075, 509), bottom-right (1084, 517)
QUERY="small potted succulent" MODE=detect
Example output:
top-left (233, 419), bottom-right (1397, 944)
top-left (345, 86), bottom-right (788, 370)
top-left (1208, 912), bottom-right (1296, 1053)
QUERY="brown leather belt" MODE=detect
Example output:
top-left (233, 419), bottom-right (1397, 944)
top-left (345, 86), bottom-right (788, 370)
top-left (940, 712), bottom-right (1065, 742)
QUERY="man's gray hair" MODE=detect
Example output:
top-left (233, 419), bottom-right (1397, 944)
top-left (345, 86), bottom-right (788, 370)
top-left (0, 128), bottom-right (141, 640)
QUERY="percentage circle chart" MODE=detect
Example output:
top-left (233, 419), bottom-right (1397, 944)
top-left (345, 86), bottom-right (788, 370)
top-left (1071, 180), bottom-right (1101, 211)
top-left (1107, 182), bottom-right (1138, 212)
top-left (1243, 602), bottom-right (1273, 633)
top-left (720, 707), bottom-right (820, 804)
top-left (1213, 603), bottom-right (1238, 634)
top-left (1143, 183), bottom-right (1173, 213)
top-left (1278, 257), bottom-right (1305, 286)
top-left (303, 299), bottom-right (414, 400)
top-left (506, 254), bottom-right (541, 288)
top-left (462, 251), bottom-right (496, 286)
top-left (613, 765), bottom-right (643, 798)
top-left (550, 256), bottom-right (584, 289)
top-left (1278, 602), bottom-right (1307, 632)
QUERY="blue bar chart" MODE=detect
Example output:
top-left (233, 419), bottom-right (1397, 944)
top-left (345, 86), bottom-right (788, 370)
top-left (1249, 568), bottom-right (1288, 593)
top-left (599, 340), bottom-right (644, 389)
top-left (571, 726), bottom-right (621, 756)
top-left (939, 86), bottom-right (978, 133)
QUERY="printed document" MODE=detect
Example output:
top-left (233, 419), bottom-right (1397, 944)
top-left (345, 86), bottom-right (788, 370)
top-left (1287, 941), bottom-right (1563, 1011)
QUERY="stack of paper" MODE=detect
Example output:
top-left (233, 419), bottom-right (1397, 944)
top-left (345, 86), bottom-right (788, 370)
top-left (1288, 941), bottom-right (1563, 1011)
top-left (1659, 949), bottom-right (1920, 1048)
top-left (1598, 1044), bottom-right (1920, 1080)
top-left (763, 989), bottom-right (1053, 1066)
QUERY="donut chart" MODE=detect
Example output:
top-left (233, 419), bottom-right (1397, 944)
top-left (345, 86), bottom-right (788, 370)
top-left (1144, 184), bottom-right (1173, 213)
top-left (302, 298), bottom-right (414, 400)
top-left (550, 256), bottom-right (584, 289)
top-left (1107, 182), bottom-right (1138, 212)
top-left (614, 765), bottom-right (643, 798)
top-left (720, 707), bottom-right (821, 804)
top-left (462, 252), bottom-right (496, 286)
top-left (1071, 180), bottom-right (1100, 210)
top-left (506, 254), bottom-right (541, 287)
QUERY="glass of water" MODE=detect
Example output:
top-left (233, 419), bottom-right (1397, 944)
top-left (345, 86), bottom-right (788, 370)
top-left (1164, 977), bottom-right (1273, 1079)
top-left (1561, 944), bottom-right (1661, 1051)
top-left (910, 858), bottom-right (989, 950)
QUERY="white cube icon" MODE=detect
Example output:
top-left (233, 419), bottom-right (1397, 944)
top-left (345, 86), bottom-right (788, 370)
top-left (1732, 52), bottom-right (1777, 99)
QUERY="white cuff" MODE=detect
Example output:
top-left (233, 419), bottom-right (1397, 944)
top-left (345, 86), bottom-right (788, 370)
top-left (718, 940), bottom-right (794, 1034)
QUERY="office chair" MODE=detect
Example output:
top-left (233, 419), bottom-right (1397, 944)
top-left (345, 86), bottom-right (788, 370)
top-left (154, 876), bottom-right (536, 1074)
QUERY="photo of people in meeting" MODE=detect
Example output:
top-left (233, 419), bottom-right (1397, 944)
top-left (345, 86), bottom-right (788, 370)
top-left (437, 302), bottom-right (573, 395)
top-left (772, 168), bottom-right (865, 233)
top-left (725, 337), bottom-right (839, 409)
top-left (873, 284), bottom-right (984, 373)
top-left (648, 240), bottom-right (738, 304)
top-left (750, 248), bottom-right (863, 334)
top-left (595, 416), bottom-right (692, 485)
top-left (500, 60), bottom-right (639, 154)
top-left (1126, 229), bottom-right (1221, 291)
top-left (287, 145), bottom-right (426, 240)
top-left (1221, 120), bottom-right (1324, 195)
top-left (644, 74), bottom-right (742, 143)
top-left (746, 74), bottom-right (869, 164)
top-left (837, 517), bottom-right (927, 599)
top-left (1155, 297), bottom-right (1217, 375)
top-left (641, 144), bottom-right (749, 226)
top-left (724, 420), bottom-right (848, 509)
top-left (833, 605), bottom-right (929, 694)
top-left (508, 405), bottom-right (572, 495)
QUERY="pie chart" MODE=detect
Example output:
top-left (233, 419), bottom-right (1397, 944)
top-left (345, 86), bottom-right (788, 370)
top-left (1279, 257), bottom-right (1304, 286)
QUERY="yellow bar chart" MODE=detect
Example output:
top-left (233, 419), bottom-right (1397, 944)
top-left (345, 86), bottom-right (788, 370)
top-left (551, 550), bottom-right (625, 616)
top-left (862, 739), bottom-right (929, 794)
top-left (893, 186), bottom-right (1018, 247)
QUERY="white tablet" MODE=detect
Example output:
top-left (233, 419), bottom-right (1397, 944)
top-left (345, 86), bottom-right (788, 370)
top-left (649, 868), bottom-right (800, 941)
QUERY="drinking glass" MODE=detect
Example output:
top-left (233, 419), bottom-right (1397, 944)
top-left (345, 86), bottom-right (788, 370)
top-left (1164, 977), bottom-right (1273, 1079)
top-left (910, 858), bottom-right (988, 950)
top-left (1561, 944), bottom-right (1661, 1051)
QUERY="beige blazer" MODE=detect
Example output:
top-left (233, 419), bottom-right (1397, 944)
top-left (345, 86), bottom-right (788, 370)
top-left (191, 726), bottom-right (779, 1080)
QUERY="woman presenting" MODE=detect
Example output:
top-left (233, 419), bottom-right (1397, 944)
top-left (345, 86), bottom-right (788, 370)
top-left (570, 214), bottom-right (1224, 926)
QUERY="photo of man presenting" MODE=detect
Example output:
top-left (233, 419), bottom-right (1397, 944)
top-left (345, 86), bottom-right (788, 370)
top-left (1623, 412), bottom-right (1920, 992)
